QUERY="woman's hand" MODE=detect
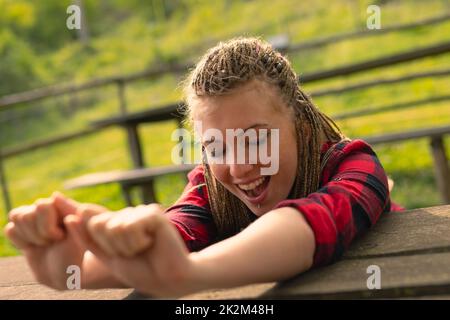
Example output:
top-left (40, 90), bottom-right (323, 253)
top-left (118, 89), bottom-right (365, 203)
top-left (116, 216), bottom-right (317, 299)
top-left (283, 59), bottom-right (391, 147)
top-left (67, 204), bottom-right (197, 298)
top-left (3, 192), bottom-right (108, 290)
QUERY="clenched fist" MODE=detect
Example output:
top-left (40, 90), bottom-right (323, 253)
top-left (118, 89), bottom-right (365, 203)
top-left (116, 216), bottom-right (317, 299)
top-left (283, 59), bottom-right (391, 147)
top-left (69, 204), bottom-right (196, 297)
top-left (4, 192), bottom-right (107, 289)
top-left (83, 204), bottom-right (164, 258)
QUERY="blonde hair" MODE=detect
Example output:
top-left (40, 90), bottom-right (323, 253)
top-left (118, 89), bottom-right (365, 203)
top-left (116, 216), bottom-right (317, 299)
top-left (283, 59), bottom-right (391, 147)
top-left (182, 37), bottom-right (344, 239)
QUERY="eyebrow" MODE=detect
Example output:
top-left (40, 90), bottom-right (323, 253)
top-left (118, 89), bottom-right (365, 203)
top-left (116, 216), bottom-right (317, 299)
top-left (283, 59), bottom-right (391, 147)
top-left (203, 123), bottom-right (269, 146)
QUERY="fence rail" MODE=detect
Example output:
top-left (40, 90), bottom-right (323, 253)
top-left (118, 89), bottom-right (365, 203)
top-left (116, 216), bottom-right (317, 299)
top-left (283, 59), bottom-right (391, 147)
top-left (1, 13), bottom-right (449, 213)
top-left (1, 12), bottom-right (449, 109)
top-left (288, 13), bottom-right (450, 52)
top-left (332, 95), bottom-right (450, 120)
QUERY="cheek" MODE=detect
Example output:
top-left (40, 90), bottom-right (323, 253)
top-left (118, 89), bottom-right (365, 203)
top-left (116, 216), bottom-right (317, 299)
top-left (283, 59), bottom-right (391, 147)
top-left (280, 127), bottom-right (298, 175)
top-left (208, 164), bottom-right (229, 184)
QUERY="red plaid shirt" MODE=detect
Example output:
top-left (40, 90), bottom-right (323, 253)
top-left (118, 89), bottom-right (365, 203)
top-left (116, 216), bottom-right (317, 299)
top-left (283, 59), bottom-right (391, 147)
top-left (164, 139), bottom-right (404, 268)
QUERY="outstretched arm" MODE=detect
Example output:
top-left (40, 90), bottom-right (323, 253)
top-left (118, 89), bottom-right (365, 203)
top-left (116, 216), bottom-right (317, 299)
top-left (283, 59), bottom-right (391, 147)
top-left (70, 203), bottom-right (314, 297)
top-left (188, 207), bottom-right (315, 291)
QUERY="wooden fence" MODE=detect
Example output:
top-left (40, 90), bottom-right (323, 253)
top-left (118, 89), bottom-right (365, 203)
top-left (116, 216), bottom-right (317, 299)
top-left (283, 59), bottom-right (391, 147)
top-left (1, 13), bottom-right (449, 213)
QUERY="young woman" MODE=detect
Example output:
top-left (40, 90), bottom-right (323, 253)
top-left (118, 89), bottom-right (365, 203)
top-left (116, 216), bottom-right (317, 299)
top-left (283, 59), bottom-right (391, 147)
top-left (4, 37), bottom-right (403, 298)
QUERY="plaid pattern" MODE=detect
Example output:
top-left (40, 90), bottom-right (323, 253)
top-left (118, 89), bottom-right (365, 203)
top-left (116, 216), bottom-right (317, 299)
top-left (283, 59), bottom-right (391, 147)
top-left (164, 139), bottom-right (404, 268)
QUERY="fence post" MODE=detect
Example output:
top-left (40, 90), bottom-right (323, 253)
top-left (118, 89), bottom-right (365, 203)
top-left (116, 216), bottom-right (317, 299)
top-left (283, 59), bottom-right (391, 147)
top-left (430, 136), bottom-right (450, 204)
top-left (117, 80), bottom-right (127, 115)
top-left (116, 80), bottom-right (156, 204)
top-left (0, 151), bottom-right (12, 214)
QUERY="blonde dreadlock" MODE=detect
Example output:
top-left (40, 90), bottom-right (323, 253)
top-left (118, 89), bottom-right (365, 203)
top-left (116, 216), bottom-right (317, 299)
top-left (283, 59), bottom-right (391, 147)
top-left (182, 37), bottom-right (344, 239)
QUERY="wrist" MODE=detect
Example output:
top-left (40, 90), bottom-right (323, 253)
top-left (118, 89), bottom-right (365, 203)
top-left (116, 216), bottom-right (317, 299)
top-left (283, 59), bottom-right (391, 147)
top-left (180, 252), bottom-right (212, 294)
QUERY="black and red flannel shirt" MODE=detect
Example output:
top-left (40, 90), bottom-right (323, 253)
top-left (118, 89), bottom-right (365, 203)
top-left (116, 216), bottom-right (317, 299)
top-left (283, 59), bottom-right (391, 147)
top-left (164, 139), bottom-right (404, 268)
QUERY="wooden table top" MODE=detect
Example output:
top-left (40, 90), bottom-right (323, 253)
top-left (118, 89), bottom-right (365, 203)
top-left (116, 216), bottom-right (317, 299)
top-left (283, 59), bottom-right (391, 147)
top-left (1, 205), bottom-right (450, 300)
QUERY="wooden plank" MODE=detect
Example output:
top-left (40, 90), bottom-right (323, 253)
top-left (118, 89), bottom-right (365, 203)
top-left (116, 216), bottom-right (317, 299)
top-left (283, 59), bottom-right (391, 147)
top-left (0, 128), bottom-right (99, 159)
top-left (0, 64), bottom-right (187, 109)
top-left (343, 205), bottom-right (450, 259)
top-left (181, 283), bottom-right (276, 300)
top-left (300, 41), bottom-right (450, 83)
top-left (64, 164), bottom-right (196, 189)
top-left (0, 256), bottom-right (273, 300)
top-left (0, 256), bottom-right (132, 299)
top-left (363, 125), bottom-right (450, 145)
top-left (5, 251), bottom-right (450, 300)
top-left (430, 137), bottom-right (450, 204)
top-left (0, 256), bottom-right (35, 287)
top-left (311, 69), bottom-right (450, 97)
top-left (288, 13), bottom-right (450, 52)
top-left (332, 94), bottom-right (450, 120)
top-left (261, 251), bottom-right (450, 299)
top-left (0, 284), bottom-right (132, 300)
top-left (91, 103), bottom-right (181, 128)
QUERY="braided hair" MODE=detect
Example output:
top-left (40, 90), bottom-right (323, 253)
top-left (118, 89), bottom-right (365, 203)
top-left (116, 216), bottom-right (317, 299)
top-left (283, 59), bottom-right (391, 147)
top-left (182, 37), bottom-right (344, 239)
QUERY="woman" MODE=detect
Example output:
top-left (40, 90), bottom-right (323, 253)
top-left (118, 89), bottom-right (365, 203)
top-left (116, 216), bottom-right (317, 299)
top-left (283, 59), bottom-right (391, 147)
top-left (4, 37), bottom-right (403, 298)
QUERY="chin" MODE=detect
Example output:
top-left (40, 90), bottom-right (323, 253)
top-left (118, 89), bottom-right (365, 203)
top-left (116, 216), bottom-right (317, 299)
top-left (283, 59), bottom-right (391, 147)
top-left (247, 200), bottom-right (275, 217)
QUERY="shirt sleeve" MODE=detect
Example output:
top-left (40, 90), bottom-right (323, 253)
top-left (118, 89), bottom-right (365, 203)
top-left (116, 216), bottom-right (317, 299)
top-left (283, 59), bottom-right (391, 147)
top-left (164, 165), bottom-right (217, 252)
top-left (275, 140), bottom-right (391, 268)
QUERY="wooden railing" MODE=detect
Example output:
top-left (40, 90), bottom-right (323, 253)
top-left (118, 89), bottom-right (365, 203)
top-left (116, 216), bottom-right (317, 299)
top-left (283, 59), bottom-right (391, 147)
top-left (1, 13), bottom-right (449, 213)
top-left (363, 125), bottom-right (450, 204)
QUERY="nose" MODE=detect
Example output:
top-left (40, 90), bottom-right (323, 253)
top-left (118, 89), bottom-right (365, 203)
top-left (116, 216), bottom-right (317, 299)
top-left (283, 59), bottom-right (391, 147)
top-left (229, 163), bottom-right (254, 180)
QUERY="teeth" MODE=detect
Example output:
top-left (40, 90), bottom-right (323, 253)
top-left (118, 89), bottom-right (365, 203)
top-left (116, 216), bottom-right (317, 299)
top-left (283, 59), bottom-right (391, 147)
top-left (238, 177), bottom-right (265, 191)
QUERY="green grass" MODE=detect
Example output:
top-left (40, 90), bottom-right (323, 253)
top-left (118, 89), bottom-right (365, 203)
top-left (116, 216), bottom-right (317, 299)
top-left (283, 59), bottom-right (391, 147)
top-left (1, 0), bottom-right (450, 256)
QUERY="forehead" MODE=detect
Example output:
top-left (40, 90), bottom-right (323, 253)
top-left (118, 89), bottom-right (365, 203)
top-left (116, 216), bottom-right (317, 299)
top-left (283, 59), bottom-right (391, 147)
top-left (192, 80), bottom-right (287, 130)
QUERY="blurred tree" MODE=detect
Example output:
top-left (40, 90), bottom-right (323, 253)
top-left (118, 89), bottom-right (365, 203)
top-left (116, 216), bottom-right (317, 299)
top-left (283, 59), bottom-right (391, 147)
top-left (74, 0), bottom-right (90, 45)
top-left (0, 29), bottom-right (38, 95)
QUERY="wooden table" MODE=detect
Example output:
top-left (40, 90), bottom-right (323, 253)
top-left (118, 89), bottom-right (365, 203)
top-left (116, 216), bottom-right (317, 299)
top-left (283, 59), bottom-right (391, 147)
top-left (1, 205), bottom-right (450, 299)
top-left (64, 164), bottom-right (196, 206)
top-left (91, 103), bottom-right (182, 170)
top-left (92, 103), bottom-right (185, 204)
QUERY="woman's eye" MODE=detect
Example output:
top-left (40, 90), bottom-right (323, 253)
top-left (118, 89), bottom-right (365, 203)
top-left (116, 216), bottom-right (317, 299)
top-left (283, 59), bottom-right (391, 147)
top-left (209, 148), bottom-right (224, 158)
top-left (249, 135), bottom-right (268, 146)
top-left (251, 138), bottom-right (266, 146)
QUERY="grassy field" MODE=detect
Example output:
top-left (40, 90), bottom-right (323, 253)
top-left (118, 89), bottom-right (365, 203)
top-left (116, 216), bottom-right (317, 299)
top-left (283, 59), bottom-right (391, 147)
top-left (1, 0), bottom-right (449, 256)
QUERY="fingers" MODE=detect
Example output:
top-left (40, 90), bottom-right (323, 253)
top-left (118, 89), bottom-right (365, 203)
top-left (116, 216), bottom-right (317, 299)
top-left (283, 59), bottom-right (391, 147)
top-left (7, 199), bottom-right (63, 248)
top-left (4, 192), bottom-right (110, 252)
top-left (35, 199), bottom-right (65, 241)
top-left (86, 212), bottom-right (118, 257)
top-left (53, 191), bottom-right (107, 217)
top-left (106, 209), bottom-right (154, 257)
top-left (8, 205), bottom-right (44, 246)
top-left (4, 222), bottom-right (34, 250)
top-left (84, 205), bottom-right (161, 258)
top-left (63, 214), bottom-right (110, 263)
top-left (52, 191), bottom-right (81, 216)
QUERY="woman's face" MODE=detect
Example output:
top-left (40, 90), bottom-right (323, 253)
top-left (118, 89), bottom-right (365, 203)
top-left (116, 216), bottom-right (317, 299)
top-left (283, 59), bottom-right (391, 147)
top-left (193, 80), bottom-right (298, 216)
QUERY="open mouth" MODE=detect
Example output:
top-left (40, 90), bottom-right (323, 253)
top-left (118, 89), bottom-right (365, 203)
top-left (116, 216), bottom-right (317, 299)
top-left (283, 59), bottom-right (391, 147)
top-left (237, 176), bottom-right (271, 203)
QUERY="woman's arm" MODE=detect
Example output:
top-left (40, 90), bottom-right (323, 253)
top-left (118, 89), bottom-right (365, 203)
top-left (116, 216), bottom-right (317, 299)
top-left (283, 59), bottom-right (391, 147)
top-left (188, 207), bottom-right (315, 291)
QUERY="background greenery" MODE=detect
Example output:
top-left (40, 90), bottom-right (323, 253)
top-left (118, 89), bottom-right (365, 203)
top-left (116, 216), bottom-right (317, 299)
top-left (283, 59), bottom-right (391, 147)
top-left (0, 0), bottom-right (449, 256)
